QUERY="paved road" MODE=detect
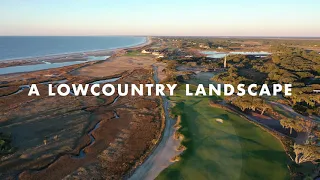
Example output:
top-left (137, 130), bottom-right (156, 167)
top-left (128, 66), bottom-right (181, 180)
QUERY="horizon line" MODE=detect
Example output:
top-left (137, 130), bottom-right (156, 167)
top-left (0, 35), bottom-right (320, 39)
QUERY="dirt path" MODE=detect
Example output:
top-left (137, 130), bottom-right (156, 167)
top-left (129, 66), bottom-right (182, 180)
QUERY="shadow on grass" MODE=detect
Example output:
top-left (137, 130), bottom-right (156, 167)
top-left (158, 91), bottom-right (289, 180)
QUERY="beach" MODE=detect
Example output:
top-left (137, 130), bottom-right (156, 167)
top-left (0, 36), bottom-right (151, 69)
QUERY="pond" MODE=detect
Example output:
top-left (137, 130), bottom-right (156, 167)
top-left (202, 51), bottom-right (271, 58)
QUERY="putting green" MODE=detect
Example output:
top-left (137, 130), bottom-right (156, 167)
top-left (157, 84), bottom-right (290, 180)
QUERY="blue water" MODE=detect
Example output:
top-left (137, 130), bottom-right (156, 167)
top-left (0, 36), bottom-right (146, 75)
top-left (0, 36), bottom-right (146, 61)
top-left (0, 56), bottom-right (109, 75)
top-left (202, 51), bottom-right (228, 58)
top-left (202, 51), bottom-right (271, 58)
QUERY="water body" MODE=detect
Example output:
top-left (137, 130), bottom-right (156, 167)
top-left (202, 51), bottom-right (228, 58)
top-left (202, 51), bottom-right (271, 58)
top-left (0, 36), bottom-right (146, 61)
top-left (0, 56), bottom-right (109, 75)
top-left (0, 36), bottom-right (147, 75)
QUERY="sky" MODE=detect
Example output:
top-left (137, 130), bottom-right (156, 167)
top-left (0, 0), bottom-right (319, 36)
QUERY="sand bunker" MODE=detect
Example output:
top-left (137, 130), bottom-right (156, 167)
top-left (216, 118), bottom-right (224, 123)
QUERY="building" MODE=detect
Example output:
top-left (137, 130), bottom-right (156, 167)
top-left (313, 90), bottom-right (320, 93)
top-left (152, 52), bottom-right (160, 56)
top-left (199, 44), bottom-right (210, 49)
top-left (157, 54), bottom-right (165, 58)
top-left (141, 49), bottom-right (151, 54)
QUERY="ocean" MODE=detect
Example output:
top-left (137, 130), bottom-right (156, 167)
top-left (0, 36), bottom-right (147, 61)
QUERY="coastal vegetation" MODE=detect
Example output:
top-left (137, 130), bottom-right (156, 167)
top-left (155, 37), bottom-right (320, 179)
top-left (1, 36), bottom-right (319, 179)
top-left (217, 47), bottom-right (319, 115)
top-left (293, 144), bottom-right (320, 164)
top-left (225, 95), bottom-right (272, 115)
top-left (0, 53), bottom-right (163, 179)
top-left (0, 133), bottom-right (15, 155)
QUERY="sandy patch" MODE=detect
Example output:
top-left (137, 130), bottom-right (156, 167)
top-left (74, 56), bottom-right (155, 77)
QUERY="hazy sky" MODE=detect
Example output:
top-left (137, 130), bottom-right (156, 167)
top-left (0, 0), bottom-right (318, 36)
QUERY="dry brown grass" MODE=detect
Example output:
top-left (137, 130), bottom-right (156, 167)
top-left (0, 66), bottom-right (163, 180)
top-left (74, 56), bottom-right (155, 77)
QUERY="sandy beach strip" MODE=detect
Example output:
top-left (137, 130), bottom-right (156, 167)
top-left (0, 36), bottom-right (152, 68)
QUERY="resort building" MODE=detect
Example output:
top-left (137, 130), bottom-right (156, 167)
top-left (141, 49), bottom-right (151, 54)
top-left (313, 90), bottom-right (320, 93)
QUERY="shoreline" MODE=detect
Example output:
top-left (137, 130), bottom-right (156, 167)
top-left (0, 36), bottom-right (151, 65)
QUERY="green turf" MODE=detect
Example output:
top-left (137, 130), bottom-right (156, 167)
top-left (125, 50), bottom-right (148, 56)
top-left (184, 72), bottom-right (217, 87)
top-left (157, 84), bottom-right (290, 180)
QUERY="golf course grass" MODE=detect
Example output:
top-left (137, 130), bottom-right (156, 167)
top-left (156, 84), bottom-right (290, 180)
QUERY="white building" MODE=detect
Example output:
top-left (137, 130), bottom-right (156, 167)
top-left (152, 52), bottom-right (160, 56)
top-left (313, 90), bottom-right (320, 93)
top-left (141, 49), bottom-right (151, 54)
